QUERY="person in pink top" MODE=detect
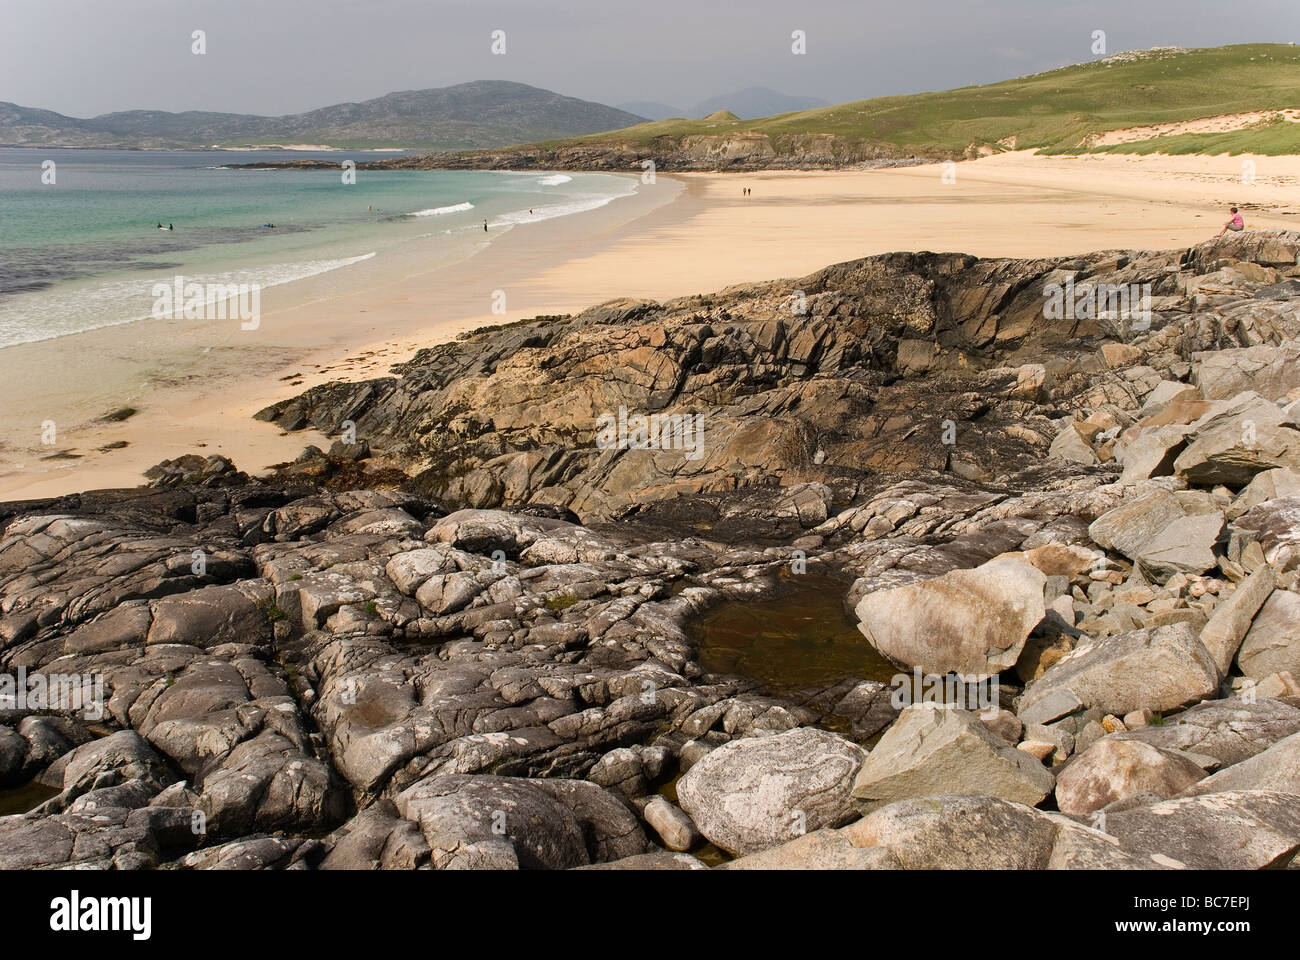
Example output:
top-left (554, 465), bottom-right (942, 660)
top-left (1215, 205), bottom-right (1245, 237)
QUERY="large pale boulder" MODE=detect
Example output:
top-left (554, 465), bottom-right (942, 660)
top-left (1114, 698), bottom-right (1300, 766)
top-left (1088, 488), bottom-right (1186, 563)
top-left (384, 547), bottom-right (456, 596)
top-left (1238, 590), bottom-right (1300, 679)
top-left (851, 705), bottom-right (1055, 811)
top-left (1173, 392), bottom-right (1300, 486)
top-left (1234, 497), bottom-right (1300, 567)
top-left (1018, 623), bottom-right (1220, 717)
top-left (1180, 731), bottom-right (1300, 797)
top-left (853, 556), bottom-right (1045, 678)
top-left (1229, 468), bottom-right (1300, 519)
top-left (722, 829), bottom-right (902, 870)
top-left (393, 774), bottom-right (648, 870)
top-left (1049, 423), bottom-right (1099, 465)
top-left (1041, 813), bottom-right (1158, 870)
top-left (1198, 565), bottom-right (1276, 674)
top-left (1102, 791), bottom-right (1300, 870)
top-left (1134, 512), bottom-right (1223, 582)
top-left (675, 727), bottom-right (866, 856)
top-left (727, 796), bottom-right (1153, 869)
top-left (1139, 380), bottom-right (1200, 417)
top-left (1192, 342), bottom-right (1300, 403)
top-left (1054, 738), bottom-right (1206, 815)
top-left (843, 795), bottom-right (1059, 870)
top-left (1116, 426), bottom-right (1190, 485)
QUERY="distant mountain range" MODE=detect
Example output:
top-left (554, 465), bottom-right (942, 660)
top-left (616, 86), bottom-right (831, 121)
top-left (367, 44), bottom-right (1300, 173)
top-left (0, 81), bottom-right (647, 150)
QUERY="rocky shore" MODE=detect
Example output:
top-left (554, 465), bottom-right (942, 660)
top-left (3, 231), bottom-right (1300, 869)
top-left (226, 133), bottom-right (928, 173)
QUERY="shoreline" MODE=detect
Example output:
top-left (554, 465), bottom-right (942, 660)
top-left (0, 173), bottom-right (686, 500)
top-left (3, 149), bottom-right (1300, 502)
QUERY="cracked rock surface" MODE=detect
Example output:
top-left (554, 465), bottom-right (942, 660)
top-left (5, 233), bottom-right (1300, 869)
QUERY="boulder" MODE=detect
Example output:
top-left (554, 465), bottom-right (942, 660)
top-left (1139, 380), bottom-right (1200, 417)
top-left (1049, 423), bottom-right (1099, 465)
top-left (1102, 791), bottom-right (1300, 870)
top-left (851, 705), bottom-right (1055, 811)
top-left (1192, 342), bottom-right (1300, 403)
top-left (843, 795), bottom-right (1059, 870)
top-left (853, 556), bottom-right (1045, 678)
top-left (1234, 497), bottom-right (1300, 568)
top-left (1018, 623), bottom-right (1220, 717)
top-left (675, 727), bottom-right (866, 856)
top-left (1230, 468), bottom-right (1300, 519)
top-left (0, 726), bottom-right (27, 786)
top-left (393, 774), bottom-right (646, 870)
top-left (1198, 565), bottom-right (1276, 674)
top-left (1180, 731), bottom-right (1300, 797)
top-left (642, 797), bottom-right (700, 852)
top-left (1238, 590), bottom-right (1300, 679)
top-left (146, 583), bottom-right (272, 648)
top-left (384, 547), bottom-right (455, 596)
top-left (1117, 426), bottom-right (1190, 485)
top-left (1134, 512), bottom-right (1222, 582)
top-left (1017, 687), bottom-right (1083, 727)
top-left (1114, 697), bottom-right (1300, 766)
top-left (1173, 393), bottom-right (1300, 486)
top-left (1054, 738), bottom-right (1206, 815)
top-left (722, 829), bottom-right (901, 870)
top-left (1041, 813), bottom-right (1156, 870)
top-left (1088, 488), bottom-right (1186, 563)
top-left (318, 803), bottom-right (429, 870)
top-left (61, 731), bottom-right (175, 799)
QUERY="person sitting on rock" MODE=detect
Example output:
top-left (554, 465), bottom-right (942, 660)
top-left (1215, 206), bottom-right (1245, 237)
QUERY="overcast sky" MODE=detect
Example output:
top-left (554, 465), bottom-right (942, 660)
top-left (4, 0), bottom-right (1299, 117)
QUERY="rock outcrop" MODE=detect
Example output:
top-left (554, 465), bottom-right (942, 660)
top-left (5, 231), bottom-right (1300, 870)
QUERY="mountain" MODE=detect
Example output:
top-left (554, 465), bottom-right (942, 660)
top-left (0, 81), bottom-right (648, 150)
top-left (432, 44), bottom-right (1300, 171)
top-left (688, 86), bottom-right (830, 119)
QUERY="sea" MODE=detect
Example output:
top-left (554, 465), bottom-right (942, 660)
top-left (0, 147), bottom-right (637, 349)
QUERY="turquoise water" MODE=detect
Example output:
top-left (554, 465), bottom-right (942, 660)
top-left (0, 148), bottom-right (636, 347)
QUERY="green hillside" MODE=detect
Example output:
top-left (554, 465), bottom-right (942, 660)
top-left (520, 44), bottom-right (1300, 159)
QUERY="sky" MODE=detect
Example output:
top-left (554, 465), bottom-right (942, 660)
top-left (3, 0), bottom-right (1299, 118)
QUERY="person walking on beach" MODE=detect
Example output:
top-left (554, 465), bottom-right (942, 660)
top-left (484, 219), bottom-right (488, 232)
top-left (1215, 206), bottom-right (1245, 237)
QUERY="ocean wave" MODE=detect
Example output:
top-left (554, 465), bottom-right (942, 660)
top-left (536, 174), bottom-right (573, 186)
top-left (409, 201), bottom-right (474, 217)
top-left (494, 187), bottom-right (636, 226)
top-left (0, 252), bottom-right (378, 350)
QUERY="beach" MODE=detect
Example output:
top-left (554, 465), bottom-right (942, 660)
top-left (3, 149), bottom-right (1298, 501)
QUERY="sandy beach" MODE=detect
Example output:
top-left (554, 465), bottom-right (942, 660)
top-left (3, 149), bottom-right (1298, 501)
